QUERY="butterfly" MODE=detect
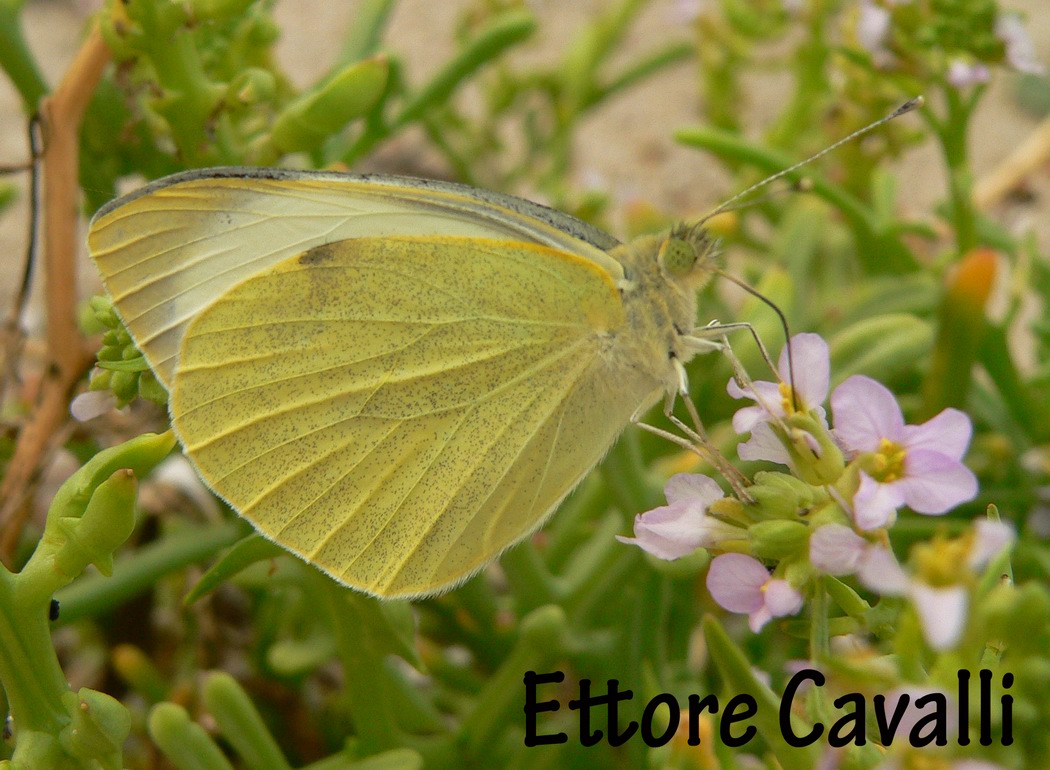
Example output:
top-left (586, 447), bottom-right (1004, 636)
top-left (88, 167), bottom-right (721, 598)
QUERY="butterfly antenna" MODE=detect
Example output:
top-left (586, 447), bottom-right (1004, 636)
top-left (715, 268), bottom-right (798, 409)
top-left (697, 96), bottom-right (924, 227)
top-left (702, 97), bottom-right (923, 408)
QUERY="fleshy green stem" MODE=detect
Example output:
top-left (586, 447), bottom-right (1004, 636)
top-left (0, 432), bottom-right (174, 769)
top-left (0, 0), bottom-right (48, 110)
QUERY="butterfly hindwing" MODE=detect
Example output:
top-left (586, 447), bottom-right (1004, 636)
top-left (171, 235), bottom-right (651, 597)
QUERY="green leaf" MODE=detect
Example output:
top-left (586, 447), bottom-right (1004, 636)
top-left (703, 615), bottom-right (821, 770)
top-left (149, 702), bottom-right (236, 770)
top-left (184, 533), bottom-right (285, 604)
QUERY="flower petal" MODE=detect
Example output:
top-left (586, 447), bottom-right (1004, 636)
top-left (617, 503), bottom-right (701, 560)
top-left (70, 389), bottom-right (117, 422)
top-left (779, 333), bottom-right (829, 410)
top-left (901, 407), bottom-right (972, 461)
top-left (896, 450), bottom-right (978, 514)
top-left (997, 13), bottom-right (1047, 75)
top-left (857, 546), bottom-right (909, 596)
top-left (729, 379), bottom-right (784, 432)
top-left (706, 553), bottom-right (770, 613)
top-left (738, 421), bottom-right (792, 466)
top-left (858, 0), bottom-right (891, 55)
top-left (911, 583), bottom-right (968, 650)
top-left (947, 58), bottom-right (991, 88)
top-left (968, 519), bottom-right (1015, 569)
top-left (831, 375), bottom-right (905, 452)
top-left (764, 579), bottom-right (803, 617)
top-left (748, 606), bottom-right (774, 633)
top-left (664, 473), bottom-right (724, 507)
top-left (810, 524), bottom-right (867, 576)
top-left (618, 491), bottom-right (743, 560)
top-left (853, 472), bottom-right (903, 530)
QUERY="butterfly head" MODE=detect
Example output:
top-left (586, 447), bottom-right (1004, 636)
top-left (657, 223), bottom-right (718, 292)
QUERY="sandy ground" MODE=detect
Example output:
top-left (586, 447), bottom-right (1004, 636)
top-left (0, 0), bottom-right (1047, 331)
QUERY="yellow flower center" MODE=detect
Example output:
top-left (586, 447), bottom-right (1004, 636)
top-left (779, 381), bottom-right (801, 416)
top-left (871, 437), bottom-right (907, 482)
top-left (913, 531), bottom-right (975, 587)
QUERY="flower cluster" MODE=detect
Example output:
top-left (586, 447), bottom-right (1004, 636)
top-left (619, 334), bottom-right (1004, 649)
top-left (856, 1), bottom-right (1045, 88)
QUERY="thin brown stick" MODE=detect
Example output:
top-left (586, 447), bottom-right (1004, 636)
top-left (973, 113), bottom-right (1050, 211)
top-left (0, 24), bottom-right (110, 564)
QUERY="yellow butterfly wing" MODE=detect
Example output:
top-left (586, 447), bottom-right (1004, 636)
top-left (88, 168), bottom-right (624, 388)
top-left (171, 235), bottom-right (659, 598)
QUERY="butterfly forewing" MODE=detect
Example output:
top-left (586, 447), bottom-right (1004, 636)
top-left (171, 236), bottom-right (657, 597)
top-left (88, 168), bottom-right (625, 388)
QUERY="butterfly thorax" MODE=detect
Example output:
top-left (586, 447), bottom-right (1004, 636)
top-left (606, 229), bottom-right (717, 397)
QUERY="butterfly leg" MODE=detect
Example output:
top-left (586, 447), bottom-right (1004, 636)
top-left (683, 320), bottom-right (780, 380)
top-left (633, 354), bottom-right (754, 503)
top-left (683, 319), bottom-right (795, 417)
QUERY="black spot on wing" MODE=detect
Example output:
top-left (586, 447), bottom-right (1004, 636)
top-left (299, 242), bottom-right (339, 265)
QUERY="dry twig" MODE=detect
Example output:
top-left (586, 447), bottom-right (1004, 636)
top-left (973, 113), bottom-right (1050, 211)
top-left (0, 24), bottom-right (111, 563)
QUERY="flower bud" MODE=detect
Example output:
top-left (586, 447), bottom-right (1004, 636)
top-left (749, 520), bottom-right (809, 560)
top-left (59, 688), bottom-right (131, 761)
top-left (138, 370), bottom-right (169, 405)
top-left (747, 471), bottom-right (819, 520)
top-left (53, 469), bottom-right (137, 579)
top-left (782, 413), bottom-right (845, 486)
top-left (226, 67), bottom-right (277, 108)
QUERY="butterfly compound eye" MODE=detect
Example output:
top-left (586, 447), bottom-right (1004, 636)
top-left (658, 236), bottom-right (697, 278)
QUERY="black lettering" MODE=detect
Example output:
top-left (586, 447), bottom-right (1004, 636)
top-left (687, 693), bottom-right (719, 746)
top-left (1002, 672), bottom-right (1014, 746)
top-left (523, 670), bottom-right (567, 746)
top-left (828, 693), bottom-right (865, 747)
top-left (980, 669), bottom-right (992, 746)
top-left (910, 692), bottom-right (948, 747)
top-left (606, 680), bottom-right (637, 747)
top-left (640, 694), bottom-right (679, 747)
top-left (873, 693), bottom-right (909, 745)
top-left (568, 679), bottom-right (602, 746)
top-left (568, 679), bottom-right (637, 747)
top-left (957, 670), bottom-right (970, 746)
top-left (780, 669), bottom-right (825, 747)
top-left (721, 694), bottom-right (757, 747)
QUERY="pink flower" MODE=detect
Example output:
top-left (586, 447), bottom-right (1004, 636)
top-left (70, 388), bottom-right (118, 422)
top-left (809, 523), bottom-right (872, 576)
top-left (968, 518), bottom-right (1016, 567)
top-left (947, 58), bottom-right (991, 88)
top-left (831, 375), bottom-right (978, 530)
top-left (729, 333), bottom-right (829, 431)
top-left (706, 553), bottom-right (803, 632)
top-left (617, 474), bottom-right (743, 560)
top-left (855, 520), bottom-right (1015, 650)
top-left (729, 333), bottom-right (829, 465)
top-left (860, 542), bottom-right (965, 651)
top-left (996, 13), bottom-right (1046, 75)
top-left (858, 0), bottom-right (892, 59)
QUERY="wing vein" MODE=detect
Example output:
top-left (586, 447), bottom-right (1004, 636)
top-left (376, 340), bottom-right (593, 590)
